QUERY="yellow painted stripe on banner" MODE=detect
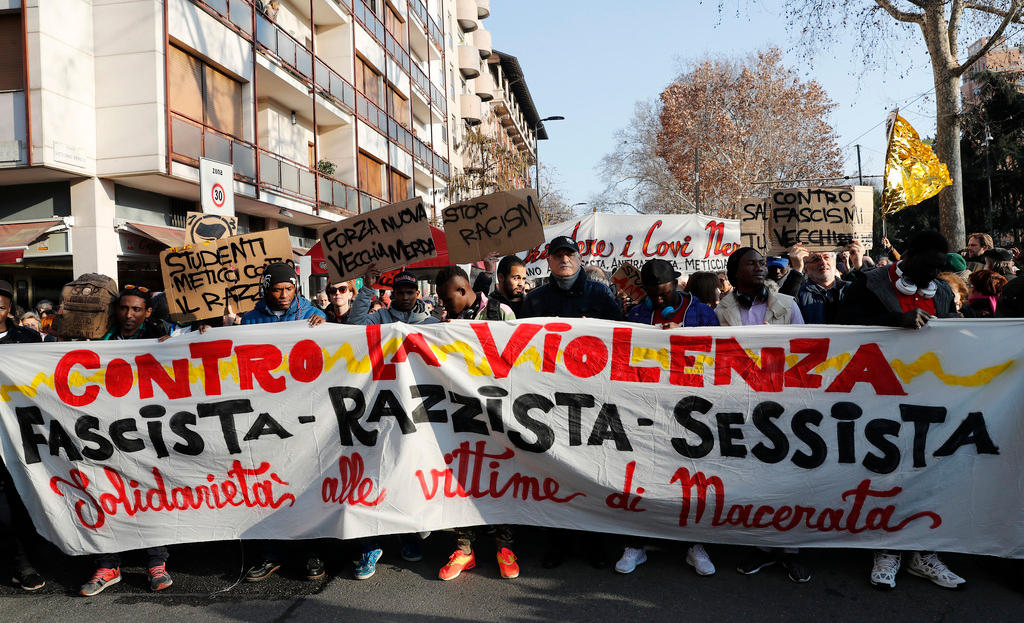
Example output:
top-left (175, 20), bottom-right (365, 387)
top-left (892, 353), bottom-right (1015, 386)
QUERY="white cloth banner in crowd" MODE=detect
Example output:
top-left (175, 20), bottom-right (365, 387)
top-left (517, 213), bottom-right (741, 278)
top-left (0, 319), bottom-right (1022, 557)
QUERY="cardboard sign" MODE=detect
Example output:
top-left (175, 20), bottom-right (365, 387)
top-left (610, 262), bottom-right (646, 301)
top-left (318, 197), bottom-right (435, 283)
top-left (738, 197), bottom-right (769, 253)
top-left (442, 190), bottom-right (544, 264)
top-left (186, 212), bottom-right (238, 244)
top-left (768, 186), bottom-right (873, 254)
top-left (222, 228), bottom-right (294, 315)
top-left (160, 228), bottom-right (293, 323)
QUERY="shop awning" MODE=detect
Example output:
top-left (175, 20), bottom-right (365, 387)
top-left (0, 249), bottom-right (25, 264)
top-left (123, 222), bottom-right (188, 248)
top-left (0, 220), bottom-right (59, 249)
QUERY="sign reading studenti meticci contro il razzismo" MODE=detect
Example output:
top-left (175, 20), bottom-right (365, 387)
top-left (0, 319), bottom-right (1022, 557)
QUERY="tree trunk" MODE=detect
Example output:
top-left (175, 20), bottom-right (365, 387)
top-left (934, 74), bottom-right (966, 248)
top-left (922, 9), bottom-right (967, 249)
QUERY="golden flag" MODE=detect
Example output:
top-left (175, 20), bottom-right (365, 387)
top-left (880, 112), bottom-right (952, 217)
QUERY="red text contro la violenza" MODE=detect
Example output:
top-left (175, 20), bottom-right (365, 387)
top-left (49, 325), bottom-right (908, 408)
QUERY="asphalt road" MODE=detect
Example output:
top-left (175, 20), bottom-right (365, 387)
top-left (1, 531), bottom-right (1020, 623)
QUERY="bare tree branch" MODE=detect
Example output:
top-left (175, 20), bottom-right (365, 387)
top-left (955, 0), bottom-right (1023, 76)
top-left (949, 0), bottom-right (964, 57)
top-left (874, 0), bottom-right (925, 23)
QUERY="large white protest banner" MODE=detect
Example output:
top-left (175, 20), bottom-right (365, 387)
top-left (0, 320), bottom-right (1022, 557)
top-left (520, 213), bottom-right (741, 279)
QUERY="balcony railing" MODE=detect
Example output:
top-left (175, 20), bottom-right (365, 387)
top-left (409, 0), bottom-right (443, 50)
top-left (256, 12), bottom-right (313, 81)
top-left (410, 62), bottom-right (430, 99)
top-left (356, 93), bottom-right (390, 136)
top-left (388, 117), bottom-right (414, 153)
top-left (385, 31), bottom-right (412, 73)
top-left (353, 0), bottom-right (387, 45)
top-left (314, 58), bottom-right (356, 112)
top-left (317, 171), bottom-right (360, 215)
top-left (170, 113), bottom-right (256, 180)
top-left (430, 83), bottom-right (446, 114)
top-left (195, 0), bottom-right (254, 37)
top-left (258, 148), bottom-right (316, 201)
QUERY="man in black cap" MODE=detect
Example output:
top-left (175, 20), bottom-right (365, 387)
top-left (240, 262), bottom-right (325, 326)
top-left (615, 261), bottom-right (718, 577)
top-left (625, 259), bottom-right (718, 328)
top-left (983, 247), bottom-right (1017, 279)
top-left (0, 280), bottom-right (45, 592)
top-left (519, 236), bottom-right (621, 320)
top-left (518, 236), bottom-right (620, 570)
top-left (348, 266), bottom-right (438, 326)
top-left (239, 262), bottom-right (325, 584)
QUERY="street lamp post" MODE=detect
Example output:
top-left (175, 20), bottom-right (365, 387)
top-left (535, 115), bottom-right (564, 196)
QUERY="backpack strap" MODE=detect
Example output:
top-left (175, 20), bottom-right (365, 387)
top-left (485, 295), bottom-right (503, 321)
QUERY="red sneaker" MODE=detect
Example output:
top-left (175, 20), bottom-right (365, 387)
top-left (147, 563), bottom-right (173, 592)
top-left (438, 550), bottom-right (476, 581)
top-left (497, 547), bottom-right (520, 579)
top-left (80, 567), bottom-right (121, 597)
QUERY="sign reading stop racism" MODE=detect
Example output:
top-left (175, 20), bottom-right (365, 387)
top-left (200, 157), bottom-right (234, 217)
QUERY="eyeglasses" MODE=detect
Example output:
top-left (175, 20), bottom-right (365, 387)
top-left (123, 284), bottom-right (151, 294)
top-left (327, 285), bottom-right (349, 295)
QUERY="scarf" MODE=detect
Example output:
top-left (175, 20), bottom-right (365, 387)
top-left (552, 268), bottom-right (581, 291)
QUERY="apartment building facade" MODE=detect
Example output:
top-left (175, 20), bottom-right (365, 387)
top-left (0, 0), bottom-right (539, 304)
top-left (961, 36), bottom-right (1024, 107)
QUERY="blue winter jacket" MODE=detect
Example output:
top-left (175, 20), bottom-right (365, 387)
top-left (241, 296), bottom-right (326, 324)
top-left (519, 270), bottom-right (623, 320)
top-left (626, 291), bottom-right (719, 327)
top-left (796, 278), bottom-right (850, 325)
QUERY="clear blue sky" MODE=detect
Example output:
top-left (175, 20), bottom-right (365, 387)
top-left (485, 0), bottom-right (941, 206)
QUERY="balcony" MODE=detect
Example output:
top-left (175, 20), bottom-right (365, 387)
top-left (257, 12), bottom-right (313, 82)
top-left (317, 171), bottom-right (360, 215)
top-left (458, 44), bottom-right (480, 78)
top-left (259, 148), bottom-right (316, 201)
top-left (460, 93), bottom-right (482, 125)
top-left (473, 72), bottom-right (494, 102)
top-left (456, 0), bottom-right (478, 32)
top-left (475, 27), bottom-right (491, 59)
top-left (170, 113), bottom-right (256, 180)
top-left (0, 91), bottom-right (27, 167)
top-left (477, 0), bottom-right (490, 19)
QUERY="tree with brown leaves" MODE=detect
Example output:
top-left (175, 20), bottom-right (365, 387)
top-left (656, 48), bottom-right (844, 217)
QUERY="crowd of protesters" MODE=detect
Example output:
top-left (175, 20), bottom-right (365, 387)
top-left (0, 228), bottom-right (1021, 596)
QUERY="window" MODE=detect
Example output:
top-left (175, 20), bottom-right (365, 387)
top-left (358, 150), bottom-right (385, 199)
top-left (388, 87), bottom-right (409, 125)
top-left (0, 14), bottom-right (25, 91)
top-left (385, 5), bottom-right (407, 49)
top-left (168, 46), bottom-right (243, 137)
top-left (355, 56), bottom-right (382, 106)
top-left (390, 170), bottom-right (410, 202)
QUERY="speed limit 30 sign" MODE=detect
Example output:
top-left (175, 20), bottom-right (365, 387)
top-left (200, 158), bottom-right (234, 216)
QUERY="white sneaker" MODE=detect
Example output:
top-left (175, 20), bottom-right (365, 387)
top-left (614, 547), bottom-right (647, 574)
top-left (869, 551), bottom-right (901, 589)
top-left (907, 552), bottom-right (965, 588)
top-left (686, 544), bottom-right (716, 576)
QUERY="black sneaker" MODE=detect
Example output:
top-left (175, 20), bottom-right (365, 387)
top-left (737, 549), bottom-right (778, 575)
top-left (541, 547), bottom-right (565, 569)
top-left (12, 568), bottom-right (45, 591)
top-left (780, 554), bottom-right (812, 583)
top-left (306, 557), bottom-right (326, 580)
top-left (244, 560), bottom-right (281, 582)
